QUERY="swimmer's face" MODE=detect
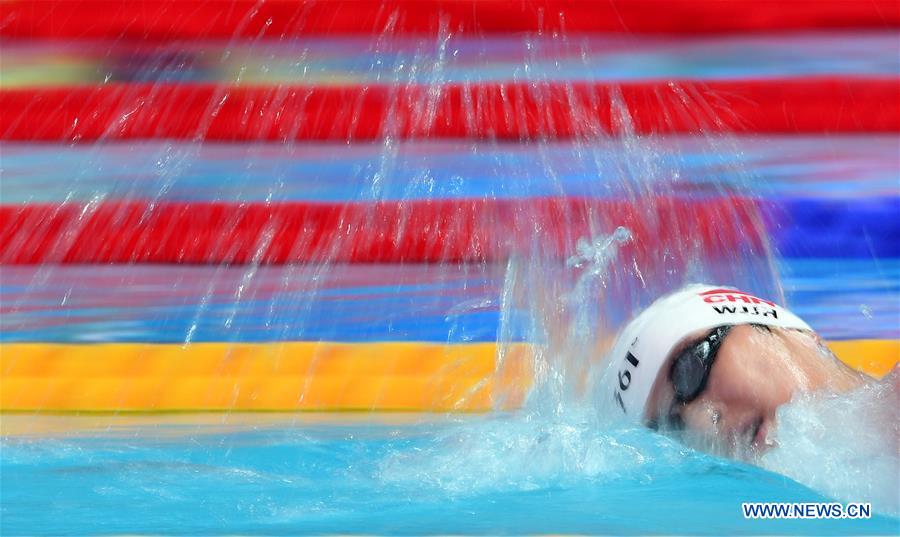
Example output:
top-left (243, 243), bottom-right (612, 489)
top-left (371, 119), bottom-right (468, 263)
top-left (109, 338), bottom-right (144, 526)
top-left (646, 325), bottom-right (816, 458)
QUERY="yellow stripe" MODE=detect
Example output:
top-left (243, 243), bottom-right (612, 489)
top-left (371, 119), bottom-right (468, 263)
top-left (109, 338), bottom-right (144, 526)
top-left (827, 339), bottom-right (899, 378)
top-left (0, 342), bottom-right (532, 412)
top-left (0, 340), bottom-right (894, 412)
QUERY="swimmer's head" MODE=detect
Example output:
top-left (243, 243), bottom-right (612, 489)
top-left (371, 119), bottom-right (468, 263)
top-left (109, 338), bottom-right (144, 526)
top-left (606, 284), bottom-right (859, 457)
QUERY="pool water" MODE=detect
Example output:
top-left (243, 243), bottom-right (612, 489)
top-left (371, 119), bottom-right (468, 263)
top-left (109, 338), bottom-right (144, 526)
top-left (1, 409), bottom-right (898, 535)
top-left (1, 258), bottom-right (898, 344)
top-left (4, 34), bottom-right (898, 88)
top-left (2, 139), bottom-right (898, 534)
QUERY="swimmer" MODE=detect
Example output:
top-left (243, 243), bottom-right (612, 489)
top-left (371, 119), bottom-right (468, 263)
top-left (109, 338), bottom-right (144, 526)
top-left (606, 284), bottom-right (869, 459)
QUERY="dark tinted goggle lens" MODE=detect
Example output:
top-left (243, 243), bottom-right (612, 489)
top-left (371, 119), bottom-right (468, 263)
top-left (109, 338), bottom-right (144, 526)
top-left (670, 326), bottom-right (731, 403)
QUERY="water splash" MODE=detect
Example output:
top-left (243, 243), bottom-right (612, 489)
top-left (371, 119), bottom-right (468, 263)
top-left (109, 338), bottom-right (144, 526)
top-left (4, 17), bottom-right (893, 530)
top-left (567, 226), bottom-right (633, 274)
top-left (761, 372), bottom-right (899, 516)
top-left (377, 409), bottom-right (682, 495)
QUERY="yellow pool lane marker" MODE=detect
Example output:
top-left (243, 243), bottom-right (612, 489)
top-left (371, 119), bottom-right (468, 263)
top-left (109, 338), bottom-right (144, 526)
top-left (826, 339), bottom-right (899, 379)
top-left (0, 342), bottom-right (533, 412)
top-left (0, 340), bottom-right (895, 412)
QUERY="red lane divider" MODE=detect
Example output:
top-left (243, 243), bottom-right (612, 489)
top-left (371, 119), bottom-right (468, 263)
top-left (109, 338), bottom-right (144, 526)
top-left (0, 197), bottom-right (765, 265)
top-left (2, 0), bottom-right (897, 39)
top-left (2, 79), bottom-right (897, 141)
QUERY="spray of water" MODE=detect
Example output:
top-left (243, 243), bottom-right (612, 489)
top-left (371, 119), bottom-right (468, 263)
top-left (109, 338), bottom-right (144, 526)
top-left (761, 371), bottom-right (899, 516)
top-left (4, 8), bottom-right (895, 519)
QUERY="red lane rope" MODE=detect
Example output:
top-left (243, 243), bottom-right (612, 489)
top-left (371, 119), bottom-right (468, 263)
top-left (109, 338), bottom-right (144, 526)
top-left (0, 197), bottom-right (765, 265)
top-left (2, 0), bottom-right (897, 39)
top-left (2, 79), bottom-right (897, 141)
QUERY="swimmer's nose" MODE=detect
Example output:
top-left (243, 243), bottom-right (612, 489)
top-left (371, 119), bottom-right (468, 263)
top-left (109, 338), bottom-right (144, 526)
top-left (723, 407), bottom-right (778, 455)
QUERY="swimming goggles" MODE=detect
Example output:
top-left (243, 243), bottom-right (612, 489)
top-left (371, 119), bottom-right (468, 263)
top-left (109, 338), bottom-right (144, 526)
top-left (669, 325), bottom-right (733, 405)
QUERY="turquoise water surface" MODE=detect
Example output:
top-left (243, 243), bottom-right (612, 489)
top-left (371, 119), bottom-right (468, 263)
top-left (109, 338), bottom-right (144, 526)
top-left (1, 411), bottom-right (898, 535)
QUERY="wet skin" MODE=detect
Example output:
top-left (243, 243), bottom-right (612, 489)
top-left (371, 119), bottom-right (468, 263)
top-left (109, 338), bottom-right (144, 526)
top-left (645, 325), bottom-right (865, 458)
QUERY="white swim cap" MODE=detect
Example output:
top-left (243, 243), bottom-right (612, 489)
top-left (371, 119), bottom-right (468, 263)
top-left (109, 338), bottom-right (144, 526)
top-left (608, 284), bottom-right (812, 422)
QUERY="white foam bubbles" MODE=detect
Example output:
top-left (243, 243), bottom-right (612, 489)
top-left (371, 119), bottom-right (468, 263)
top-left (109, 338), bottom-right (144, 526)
top-left (376, 407), bottom-right (689, 495)
top-left (760, 370), bottom-right (899, 516)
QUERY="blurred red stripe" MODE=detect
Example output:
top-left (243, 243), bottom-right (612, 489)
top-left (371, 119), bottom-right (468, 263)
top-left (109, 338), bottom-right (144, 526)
top-left (3, 79), bottom-right (898, 141)
top-left (0, 197), bottom-right (765, 264)
top-left (2, 0), bottom-right (897, 39)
